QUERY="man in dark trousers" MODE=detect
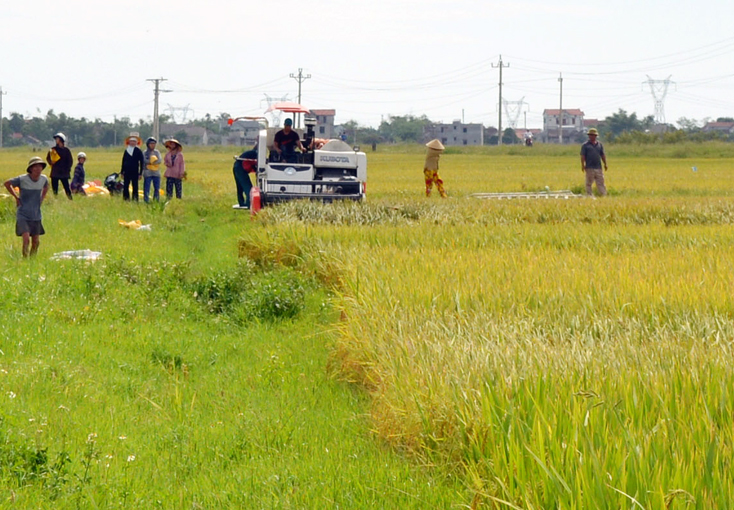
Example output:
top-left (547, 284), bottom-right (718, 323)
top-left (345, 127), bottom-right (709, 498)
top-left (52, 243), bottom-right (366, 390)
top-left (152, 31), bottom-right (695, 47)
top-left (233, 144), bottom-right (257, 209)
top-left (46, 132), bottom-right (74, 200)
top-left (580, 128), bottom-right (608, 196)
top-left (121, 132), bottom-right (145, 201)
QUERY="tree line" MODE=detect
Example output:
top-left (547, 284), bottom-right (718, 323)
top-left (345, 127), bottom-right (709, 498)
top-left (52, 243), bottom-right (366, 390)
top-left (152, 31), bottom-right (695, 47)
top-left (2, 109), bottom-right (732, 147)
top-left (0, 110), bottom-right (231, 147)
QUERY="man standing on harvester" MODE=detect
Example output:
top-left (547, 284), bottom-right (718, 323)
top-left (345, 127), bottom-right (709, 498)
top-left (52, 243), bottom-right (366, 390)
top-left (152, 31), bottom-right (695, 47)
top-left (580, 128), bottom-right (608, 196)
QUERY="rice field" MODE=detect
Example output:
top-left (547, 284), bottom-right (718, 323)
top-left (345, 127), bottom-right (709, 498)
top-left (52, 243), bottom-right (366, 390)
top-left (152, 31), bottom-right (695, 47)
top-left (248, 144), bottom-right (734, 509)
top-left (1, 143), bottom-right (733, 508)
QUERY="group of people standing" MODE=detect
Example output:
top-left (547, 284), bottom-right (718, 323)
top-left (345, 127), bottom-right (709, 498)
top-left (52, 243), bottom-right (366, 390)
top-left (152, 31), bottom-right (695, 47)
top-left (120, 132), bottom-right (186, 202)
top-left (42, 131), bottom-right (187, 203)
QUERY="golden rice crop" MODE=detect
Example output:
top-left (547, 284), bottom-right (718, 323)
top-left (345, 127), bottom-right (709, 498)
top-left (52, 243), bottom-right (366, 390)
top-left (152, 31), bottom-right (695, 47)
top-left (245, 148), bottom-right (734, 508)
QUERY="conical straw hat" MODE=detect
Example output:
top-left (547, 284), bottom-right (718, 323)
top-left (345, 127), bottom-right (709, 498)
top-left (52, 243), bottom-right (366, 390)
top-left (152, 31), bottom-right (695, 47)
top-left (425, 139), bottom-right (445, 151)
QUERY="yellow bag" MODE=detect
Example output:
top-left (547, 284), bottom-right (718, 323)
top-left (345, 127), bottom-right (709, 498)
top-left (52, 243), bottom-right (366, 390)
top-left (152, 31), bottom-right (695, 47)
top-left (147, 155), bottom-right (160, 171)
top-left (48, 148), bottom-right (61, 164)
top-left (118, 219), bottom-right (142, 229)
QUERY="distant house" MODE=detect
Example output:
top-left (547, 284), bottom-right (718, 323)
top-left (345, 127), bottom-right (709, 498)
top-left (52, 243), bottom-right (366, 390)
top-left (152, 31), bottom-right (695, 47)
top-left (310, 109), bottom-right (336, 139)
top-left (702, 121), bottom-right (734, 134)
top-left (542, 109), bottom-right (585, 143)
top-left (160, 124), bottom-right (214, 146)
top-left (426, 120), bottom-right (484, 146)
top-left (10, 133), bottom-right (42, 146)
top-left (225, 120), bottom-right (261, 146)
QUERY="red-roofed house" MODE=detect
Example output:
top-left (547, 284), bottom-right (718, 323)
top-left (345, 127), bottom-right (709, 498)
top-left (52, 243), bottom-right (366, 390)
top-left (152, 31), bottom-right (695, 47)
top-left (543, 108), bottom-right (585, 144)
top-left (702, 121), bottom-right (734, 134)
top-left (310, 109), bottom-right (336, 139)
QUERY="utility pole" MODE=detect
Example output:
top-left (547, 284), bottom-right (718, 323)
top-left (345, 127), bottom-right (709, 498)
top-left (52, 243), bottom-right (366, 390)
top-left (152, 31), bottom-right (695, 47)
top-left (558, 73), bottom-right (563, 145)
top-left (147, 78), bottom-right (172, 142)
top-left (492, 55), bottom-right (509, 145)
top-left (0, 87), bottom-right (6, 148)
top-left (289, 68), bottom-right (311, 128)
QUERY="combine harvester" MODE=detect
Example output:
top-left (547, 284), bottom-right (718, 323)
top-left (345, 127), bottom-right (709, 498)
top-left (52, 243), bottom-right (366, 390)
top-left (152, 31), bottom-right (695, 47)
top-left (230, 102), bottom-right (367, 210)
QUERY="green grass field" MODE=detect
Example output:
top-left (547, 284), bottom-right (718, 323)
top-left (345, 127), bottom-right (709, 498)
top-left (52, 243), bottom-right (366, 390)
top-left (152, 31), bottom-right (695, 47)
top-left (1, 144), bottom-right (734, 508)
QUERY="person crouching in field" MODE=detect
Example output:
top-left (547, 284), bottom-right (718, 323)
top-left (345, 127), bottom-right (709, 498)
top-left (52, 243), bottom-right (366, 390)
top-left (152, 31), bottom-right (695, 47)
top-left (424, 139), bottom-right (447, 198)
top-left (163, 139), bottom-right (185, 199)
top-left (4, 157), bottom-right (49, 257)
top-left (121, 132), bottom-right (144, 201)
top-left (233, 144), bottom-right (257, 209)
top-left (70, 152), bottom-right (87, 195)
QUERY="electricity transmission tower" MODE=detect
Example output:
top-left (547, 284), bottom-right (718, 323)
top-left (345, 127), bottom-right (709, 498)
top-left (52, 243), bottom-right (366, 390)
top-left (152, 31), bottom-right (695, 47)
top-left (262, 93), bottom-right (290, 127)
top-left (643, 75), bottom-right (675, 124)
top-left (502, 97), bottom-right (527, 130)
top-left (166, 104), bottom-right (193, 124)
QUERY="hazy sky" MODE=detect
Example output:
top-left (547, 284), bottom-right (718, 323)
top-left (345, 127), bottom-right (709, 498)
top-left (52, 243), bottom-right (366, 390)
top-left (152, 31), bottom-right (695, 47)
top-left (3, 0), bottom-right (734, 129)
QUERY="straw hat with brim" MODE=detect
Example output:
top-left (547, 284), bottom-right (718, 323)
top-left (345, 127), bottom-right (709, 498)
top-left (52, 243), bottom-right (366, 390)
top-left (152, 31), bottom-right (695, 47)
top-left (27, 157), bottom-right (47, 172)
top-left (125, 132), bottom-right (143, 145)
top-left (587, 128), bottom-right (599, 136)
top-left (425, 139), bottom-right (445, 151)
top-left (164, 139), bottom-right (182, 150)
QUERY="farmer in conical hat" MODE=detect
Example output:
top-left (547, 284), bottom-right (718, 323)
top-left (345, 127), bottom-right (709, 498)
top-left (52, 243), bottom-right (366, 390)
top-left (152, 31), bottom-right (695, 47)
top-left (424, 139), bottom-right (447, 198)
top-left (121, 132), bottom-right (145, 201)
top-left (163, 139), bottom-right (185, 199)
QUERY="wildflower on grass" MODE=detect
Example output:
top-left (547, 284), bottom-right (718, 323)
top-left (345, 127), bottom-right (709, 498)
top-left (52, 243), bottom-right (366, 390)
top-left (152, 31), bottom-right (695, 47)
top-left (7, 391), bottom-right (16, 399)
top-left (87, 433), bottom-right (98, 444)
top-left (127, 455), bottom-right (136, 462)
top-left (118, 435), bottom-right (127, 440)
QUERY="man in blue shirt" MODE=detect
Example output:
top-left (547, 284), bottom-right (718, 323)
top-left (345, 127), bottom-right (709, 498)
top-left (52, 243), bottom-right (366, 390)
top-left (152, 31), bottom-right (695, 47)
top-left (580, 128), bottom-right (608, 196)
